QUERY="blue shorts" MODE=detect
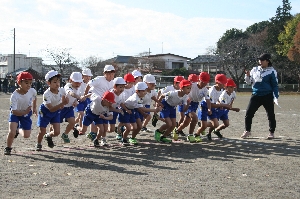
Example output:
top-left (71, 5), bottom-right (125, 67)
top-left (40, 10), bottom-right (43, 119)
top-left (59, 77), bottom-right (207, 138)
top-left (177, 104), bottom-right (184, 112)
top-left (37, 104), bottom-right (60, 128)
top-left (9, 111), bottom-right (32, 130)
top-left (160, 99), bottom-right (176, 119)
top-left (83, 107), bottom-right (108, 126)
top-left (60, 106), bottom-right (75, 123)
top-left (75, 99), bottom-right (88, 112)
top-left (108, 111), bottom-right (119, 124)
top-left (144, 104), bottom-right (150, 114)
top-left (197, 101), bottom-right (208, 121)
top-left (207, 108), bottom-right (218, 120)
top-left (118, 108), bottom-right (136, 123)
top-left (134, 108), bottom-right (144, 121)
top-left (218, 109), bottom-right (229, 121)
top-left (185, 101), bottom-right (199, 116)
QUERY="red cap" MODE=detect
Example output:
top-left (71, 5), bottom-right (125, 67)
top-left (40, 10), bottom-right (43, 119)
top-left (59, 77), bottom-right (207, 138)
top-left (199, 72), bottom-right (210, 83)
top-left (17, 72), bottom-right (33, 83)
top-left (225, 78), bottom-right (236, 87)
top-left (188, 74), bottom-right (199, 82)
top-left (102, 91), bottom-right (115, 103)
top-left (174, 76), bottom-right (184, 83)
top-left (124, 73), bottom-right (135, 82)
top-left (215, 74), bottom-right (227, 85)
top-left (179, 79), bottom-right (191, 89)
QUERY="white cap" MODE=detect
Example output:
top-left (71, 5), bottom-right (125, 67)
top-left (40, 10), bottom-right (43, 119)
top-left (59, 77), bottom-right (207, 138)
top-left (45, 70), bottom-right (60, 81)
top-left (143, 74), bottom-right (156, 84)
top-left (82, 68), bottom-right (93, 76)
top-left (70, 72), bottom-right (83, 83)
top-left (104, 65), bottom-right (115, 72)
top-left (132, 70), bottom-right (142, 78)
top-left (113, 77), bottom-right (126, 85)
top-left (135, 82), bottom-right (148, 90)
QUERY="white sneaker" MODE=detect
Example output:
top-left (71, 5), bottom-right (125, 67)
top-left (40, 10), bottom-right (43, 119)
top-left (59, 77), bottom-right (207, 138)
top-left (241, 131), bottom-right (251, 139)
top-left (101, 139), bottom-right (108, 146)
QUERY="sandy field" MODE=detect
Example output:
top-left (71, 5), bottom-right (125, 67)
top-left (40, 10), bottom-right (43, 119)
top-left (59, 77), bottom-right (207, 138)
top-left (0, 92), bottom-right (299, 199)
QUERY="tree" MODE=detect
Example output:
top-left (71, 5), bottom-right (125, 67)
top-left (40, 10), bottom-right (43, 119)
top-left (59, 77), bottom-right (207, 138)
top-left (81, 56), bottom-right (102, 76)
top-left (245, 21), bottom-right (270, 34)
top-left (217, 28), bottom-right (247, 50)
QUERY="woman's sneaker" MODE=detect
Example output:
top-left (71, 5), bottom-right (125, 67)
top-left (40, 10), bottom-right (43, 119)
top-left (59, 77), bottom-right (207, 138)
top-left (267, 132), bottom-right (274, 139)
top-left (4, 147), bottom-right (12, 155)
top-left (241, 131), bottom-right (251, 139)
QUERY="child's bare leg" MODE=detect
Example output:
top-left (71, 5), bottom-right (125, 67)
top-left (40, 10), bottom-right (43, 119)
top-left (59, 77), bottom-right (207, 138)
top-left (132, 118), bottom-right (142, 138)
top-left (6, 122), bottom-right (18, 148)
top-left (64, 117), bottom-right (76, 134)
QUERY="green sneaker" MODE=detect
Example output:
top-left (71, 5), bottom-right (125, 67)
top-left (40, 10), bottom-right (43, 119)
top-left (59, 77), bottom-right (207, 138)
top-left (200, 131), bottom-right (206, 135)
top-left (194, 135), bottom-right (202, 142)
top-left (187, 134), bottom-right (196, 143)
top-left (116, 134), bottom-right (122, 140)
top-left (61, 133), bottom-right (70, 143)
top-left (129, 138), bottom-right (138, 145)
top-left (160, 136), bottom-right (172, 143)
top-left (172, 132), bottom-right (179, 141)
top-left (154, 129), bottom-right (162, 142)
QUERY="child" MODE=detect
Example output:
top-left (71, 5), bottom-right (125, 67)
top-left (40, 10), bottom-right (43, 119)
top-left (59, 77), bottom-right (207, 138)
top-left (141, 74), bottom-right (163, 132)
top-left (132, 69), bottom-right (143, 84)
top-left (74, 68), bottom-right (93, 135)
top-left (36, 70), bottom-right (68, 150)
top-left (212, 78), bottom-right (240, 139)
top-left (4, 72), bottom-right (37, 155)
top-left (119, 82), bottom-right (161, 145)
top-left (176, 72), bottom-right (211, 143)
top-left (60, 72), bottom-right (86, 143)
top-left (205, 74), bottom-right (231, 140)
top-left (79, 91), bottom-right (115, 147)
top-left (152, 76), bottom-right (184, 129)
top-left (188, 74), bottom-right (199, 83)
top-left (155, 79), bottom-right (191, 143)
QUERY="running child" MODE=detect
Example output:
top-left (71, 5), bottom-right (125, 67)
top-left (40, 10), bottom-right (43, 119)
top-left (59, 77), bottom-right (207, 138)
top-left (36, 70), bottom-right (68, 151)
top-left (4, 72), bottom-right (37, 155)
top-left (154, 79), bottom-right (191, 143)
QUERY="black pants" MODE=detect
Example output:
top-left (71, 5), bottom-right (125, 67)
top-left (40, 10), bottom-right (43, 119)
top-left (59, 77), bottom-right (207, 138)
top-left (245, 93), bottom-right (276, 133)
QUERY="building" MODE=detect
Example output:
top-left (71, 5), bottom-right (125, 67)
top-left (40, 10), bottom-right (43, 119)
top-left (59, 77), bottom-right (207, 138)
top-left (0, 54), bottom-right (43, 78)
top-left (188, 55), bottom-right (221, 74)
top-left (147, 53), bottom-right (190, 70)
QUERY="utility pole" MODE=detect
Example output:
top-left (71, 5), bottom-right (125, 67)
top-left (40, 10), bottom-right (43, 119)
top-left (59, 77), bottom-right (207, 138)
top-left (13, 28), bottom-right (15, 72)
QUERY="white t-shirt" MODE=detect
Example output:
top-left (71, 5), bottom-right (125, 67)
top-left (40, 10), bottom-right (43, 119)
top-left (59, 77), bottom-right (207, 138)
top-left (110, 89), bottom-right (125, 109)
top-left (122, 87), bottom-right (135, 100)
top-left (43, 87), bottom-right (66, 108)
top-left (209, 85), bottom-right (224, 104)
top-left (219, 90), bottom-right (236, 105)
top-left (160, 85), bottom-right (176, 94)
top-left (89, 93), bottom-right (112, 116)
top-left (124, 93), bottom-right (144, 109)
top-left (10, 88), bottom-right (37, 111)
top-left (188, 82), bottom-right (209, 102)
top-left (143, 90), bottom-right (158, 105)
top-left (164, 90), bottom-right (188, 107)
top-left (78, 81), bottom-right (88, 96)
top-left (64, 83), bottom-right (80, 107)
top-left (88, 76), bottom-right (114, 97)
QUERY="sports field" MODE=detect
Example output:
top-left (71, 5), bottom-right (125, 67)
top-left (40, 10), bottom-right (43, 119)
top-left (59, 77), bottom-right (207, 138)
top-left (1, 92), bottom-right (299, 199)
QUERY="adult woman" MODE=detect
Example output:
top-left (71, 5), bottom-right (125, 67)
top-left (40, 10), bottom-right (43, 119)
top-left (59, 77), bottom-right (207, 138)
top-left (241, 53), bottom-right (279, 139)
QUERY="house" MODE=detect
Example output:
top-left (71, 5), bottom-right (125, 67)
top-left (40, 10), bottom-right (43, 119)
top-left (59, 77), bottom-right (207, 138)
top-left (188, 55), bottom-right (221, 74)
top-left (146, 53), bottom-right (190, 70)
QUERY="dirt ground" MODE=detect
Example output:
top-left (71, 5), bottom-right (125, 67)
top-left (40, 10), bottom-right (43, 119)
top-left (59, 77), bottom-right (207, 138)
top-left (0, 92), bottom-right (299, 199)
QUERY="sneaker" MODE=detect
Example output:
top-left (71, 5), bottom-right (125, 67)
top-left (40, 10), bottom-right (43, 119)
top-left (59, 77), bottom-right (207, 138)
top-left (120, 126), bottom-right (126, 134)
top-left (197, 122), bottom-right (201, 127)
top-left (14, 129), bottom-right (19, 138)
top-left (78, 131), bottom-right (85, 135)
top-left (152, 114), bottom-right (158, 127)
top-left (86, 132), bottom-right (97, 141)
top-left (177, 130), bottom-right (186, 137)
top-left (187, 134), bottom-right (196, 143)
top-left (129, 138), bottom-right (138, 145)
top-left (154, 129), bottom-right (162, 142)
top-left (73, 127), bottom-right (79, 138)
top-left (160, 136), bottom-right (172, 143)
top-left (116, 133), bottom-right (122, 140)
top-left (36, 144), bottom-right (42, 151)
top-left (206, 133), bottom-right (212, 141)
top-left (194, 135), bottom-right (202, 142)
top-left (267, 132), bottom-right (274, 139)
top-left (200, 131), bottom-right (206, 135)
top-left (93, 139), bottom-right (100, 147)
top-left (141, 127), bottom-right (148, 132)
top-left (114, 127), bottom-right (118, 134)
top-left (61, 133), bottom-right (70, 143)
top-left (172, 132), bottom-right (179, 141)
top-left (121, 138), bottom-right (130, 146)
top-left (214, 130), bottom-right (223, 139)
top-left (101, 138), bottom-right (108, 146)
top-left (4, 147), bottom-right (12, 155)
top-left (241, 131), bottom-right (251, 139)
top-left (44, 135), bottom-right (55, 148)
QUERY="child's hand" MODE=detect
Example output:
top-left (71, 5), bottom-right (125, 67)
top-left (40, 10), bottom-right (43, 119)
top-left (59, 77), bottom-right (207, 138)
top-left (32, 107), bottom-right (37, 116)
top-left (207, 109), bottom-right (212, 115)
top-left (126, 110), bottom-right (132, 114)
top-left (233, 108), bottom-right (240, 112)
top-left (155, 106), bottom-right (162, 112)
top-left (79, 96), bottom-right (86, 102)
top-left (99, 114), bottom-right (105, 119)
top-left (117, 109), bottom-right (124, 115)
top-left (157, 102), bottom-right (164, 108)
top-left (62, 96), bottom-right (69, 105)
top-left (25, 106), bottom-right (32, 115)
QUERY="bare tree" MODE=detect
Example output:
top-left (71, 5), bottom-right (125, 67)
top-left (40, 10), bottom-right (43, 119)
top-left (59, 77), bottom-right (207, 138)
top-left (81, 56), bottom-right (102, 76)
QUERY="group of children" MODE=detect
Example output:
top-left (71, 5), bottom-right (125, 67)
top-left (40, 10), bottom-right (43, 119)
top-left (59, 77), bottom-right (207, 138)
top-left (4, 65), bottom-right (239, 155)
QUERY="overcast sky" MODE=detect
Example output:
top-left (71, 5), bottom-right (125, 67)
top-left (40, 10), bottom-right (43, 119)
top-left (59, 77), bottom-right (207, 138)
top-left (0, 0), bottom-right (299, 64)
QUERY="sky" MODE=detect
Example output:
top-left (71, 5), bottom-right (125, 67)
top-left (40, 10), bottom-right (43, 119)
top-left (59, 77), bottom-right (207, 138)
top-left (0, 0), bottom-right (300, 65)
